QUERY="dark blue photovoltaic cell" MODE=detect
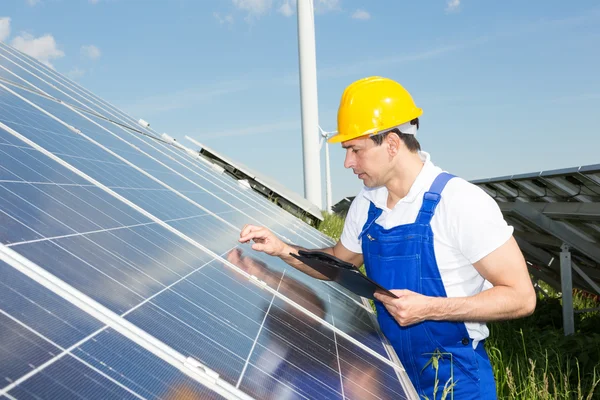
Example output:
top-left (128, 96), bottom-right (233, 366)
top-left (0, 61), bottom-right (39, 95)
top-left (0, 261), bottom-right (102, 349)
top-left (230, 247), bottom-right (390, 356)
top-left (2, 183), bottom-right (110, 234)
top-left (240, 298), bottom-right (408, 400)
top-left (245, 310), bottom-right (342, 399)
top-left (0, 259), bottom-right (224, 399)
top-left (12, 225), bottom-right (216, 315)
top-left (73, 329), bottom-right (225, 400)
top-left (0, 260), bottom-right (100, 388)
top-left (8, 357), bottom-right (140, 400)
top-left (0, 312), bottom-right (62, 385)
top-left (0, 141), bottom-right (88, 185)
top-left (123, 262), bottom-right (268, 384)
top-left (13, 239), bottom-right (145, 314)
top-left (326, 297), bottom-right (390, 357)
top-left (338, 342), bottom-right (409, 400)
top-left (85, 113), bottom-right (306, 229)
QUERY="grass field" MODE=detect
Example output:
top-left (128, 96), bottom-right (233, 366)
top-left (317, 213), bottom-right (600, 399)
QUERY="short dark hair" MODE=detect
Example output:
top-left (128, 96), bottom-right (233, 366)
top-left (369, 118), bottom-right (421, 152)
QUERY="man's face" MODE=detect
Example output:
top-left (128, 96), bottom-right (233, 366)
top-left (342, 136), bottom-right (390, 188)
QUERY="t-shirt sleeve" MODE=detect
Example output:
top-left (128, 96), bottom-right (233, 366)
top-left (339, 195), bottom-right (366, 254)
top-left (444, 180), bottom-right (514, 264)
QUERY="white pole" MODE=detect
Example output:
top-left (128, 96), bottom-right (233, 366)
top-left (297, 0), bottom-right (322, 209)
top-left (324, 140), bottom-right (333, 213)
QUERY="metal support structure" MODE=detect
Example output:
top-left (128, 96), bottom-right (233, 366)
top-left (297, 0), bottom-right (322, 209)
top-left (560, 243), bottom-right (575, 336)
top-left (574, 307), bottom-right (600, 314)
top-left (511, 202), bottom-right (600, 264)
top-left (500, 201), bottom-right (600, 220)
top-left (572, 261), bottom-right (600, 296)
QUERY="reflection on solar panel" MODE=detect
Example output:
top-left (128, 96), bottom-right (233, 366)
top-left (472, 167), bottom-right (600, 334)
top-left (0, 42), bottom-right (418, 399)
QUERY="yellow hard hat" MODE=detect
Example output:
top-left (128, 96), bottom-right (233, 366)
top-left (328, 76), bottom-right (423, 143)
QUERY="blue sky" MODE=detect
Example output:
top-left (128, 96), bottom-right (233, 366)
top-left (1, 0), bottom-right (600, 207)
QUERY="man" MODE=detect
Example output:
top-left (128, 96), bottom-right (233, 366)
top-left (239, 76), bottom-right (536, 399)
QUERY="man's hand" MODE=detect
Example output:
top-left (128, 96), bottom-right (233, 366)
top-left (239, 224), bottom-right (289, 257)
top-left (373, 290), bottom-right (434, 327)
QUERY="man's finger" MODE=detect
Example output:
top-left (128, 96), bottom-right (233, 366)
top-left (240, 224), bottom-right (259, 237)
top-left (239, 228), bottom-right (266, 243)
top-left (374, 292), bottom-right (396, 304)
top-left (389, 289), bottom-right (410, 297)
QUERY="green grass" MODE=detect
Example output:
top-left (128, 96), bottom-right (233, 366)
top-left (319, 212), bottom-right (346, 241)
top-left (318, 212), bottom-right (600, 399)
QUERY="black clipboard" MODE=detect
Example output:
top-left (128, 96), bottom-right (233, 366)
top-left (289, 250), bottom-right (398, 301)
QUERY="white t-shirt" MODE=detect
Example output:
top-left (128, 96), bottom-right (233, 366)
top-left (340, 151), bottom-right (514, 343)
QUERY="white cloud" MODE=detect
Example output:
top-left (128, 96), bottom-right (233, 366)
top-left (278, 0), bottom-right (294, 17)
top-left (89, 0), bottom-right (99, 4)
top-left (230, 0), bottom-right (339, 20)
top-left (67, 67), bottom-right (85, 80)
top-left (81, 44), bottom-right (101, 60)
top-left (26, 0), bottom-right (40, 6)
top-left (214, 12), bottom-right (234, 24)
top-left (10, 33), bottom-right (64, 68)
top-left (351, 9), bottom-right (370, 20)
top-left (315, 0), bottom-right (340, 13)
top-left (0, 17), bottom-right (10, 42)
top-left (232, 0), bottom-right (273, 17)
top-left (446, 0), bottom-right (460, 13)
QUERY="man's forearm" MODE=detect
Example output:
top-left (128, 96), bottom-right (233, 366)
top-left (427, 286), bottom-right (536, 322)
top-left (279, 244), bottom-right (334, 280)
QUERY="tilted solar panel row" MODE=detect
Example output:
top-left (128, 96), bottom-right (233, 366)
top-left (0, 42), bottom-right (418, 399)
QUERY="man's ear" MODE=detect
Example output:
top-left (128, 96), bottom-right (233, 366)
top-left (386, 131), bottom-right (401, 156)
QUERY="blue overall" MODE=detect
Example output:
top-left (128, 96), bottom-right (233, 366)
top-left (359, 172), bottom-right (496, 399)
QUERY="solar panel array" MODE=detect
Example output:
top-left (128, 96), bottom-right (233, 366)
top-left (472, 166), bottom-right (600, 295)
top-left (0, 42), bottom-right (418, 399)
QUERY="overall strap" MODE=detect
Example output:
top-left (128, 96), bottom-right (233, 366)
top-left (359, 201), bottom-right (384, 240)
top-left (416, 172), bottom-right (455, 225)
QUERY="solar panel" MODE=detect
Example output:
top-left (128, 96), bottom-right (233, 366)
top-left (0, 260), bottom-right (227, 400)
top-left (472, 167), bottom-right (600, 296)
top-left (1, 40), bottom-right (338, 251)
top-left (0, 43), bottom-right (418, 399)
